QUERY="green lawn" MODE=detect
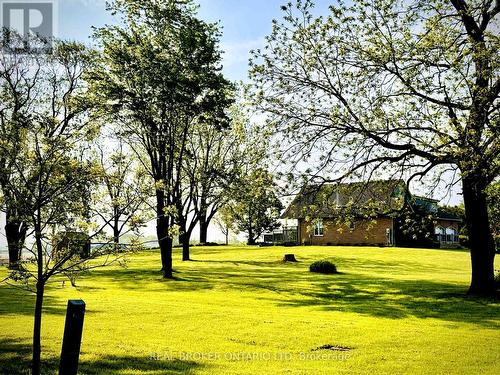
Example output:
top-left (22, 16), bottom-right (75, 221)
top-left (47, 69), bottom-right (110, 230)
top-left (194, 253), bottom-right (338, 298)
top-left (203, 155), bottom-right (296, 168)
top-left (1, 245), bottom-right (499, 374)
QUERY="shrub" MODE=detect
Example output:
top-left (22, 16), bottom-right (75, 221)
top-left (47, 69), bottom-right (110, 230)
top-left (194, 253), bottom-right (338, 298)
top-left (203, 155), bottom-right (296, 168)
top-left (459, 235), bottom-right (469, 247)
top-left (309, 260), bottom-right (337, 274)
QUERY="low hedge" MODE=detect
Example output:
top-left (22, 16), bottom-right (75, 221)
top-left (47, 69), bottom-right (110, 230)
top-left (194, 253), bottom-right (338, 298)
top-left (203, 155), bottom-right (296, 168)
top-left (309, 260), bottom-right (338, 274)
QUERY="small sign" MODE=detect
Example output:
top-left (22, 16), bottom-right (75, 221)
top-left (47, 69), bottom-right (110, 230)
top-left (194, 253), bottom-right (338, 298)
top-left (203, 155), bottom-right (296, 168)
top-left (1, 0), bottom-right (57, 53)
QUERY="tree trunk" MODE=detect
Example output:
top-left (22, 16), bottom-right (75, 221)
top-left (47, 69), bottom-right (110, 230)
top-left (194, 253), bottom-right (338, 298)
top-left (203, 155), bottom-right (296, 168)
top-left (182, 239), bottom-right (190, 261)
top-left (162, 237), bottom-right (173, 278)
top-left (247, 223), bottom-right (255, 245)
top-left (158, 226), bottom-right (173, 278)
top-left (177, 211), bottom-right (191, 261)
top-left (32, 219), bottom-right (45, 375)
top-left (113, 226), bottom-right (120, 246)
top-left (5, 210), bottom-right (26, 269)
top-left (113, 208), bottom-right (120, 245)
top-left (156, 189), bottom-right (173, 278)
top-left (199, 219), bottom-right (208, 244)
top-left (32, 280), bottom-right (44, 375)
top-left (462, 176), bottom-right (496, 296)
top-left (225, 229), bottom-right (228, 245)
top-left (199, 205), bottom-right (208, 244)
top-left (157, 220), bottom-right (173, 278)
top-left (180, 230), bottom-right (190, 261)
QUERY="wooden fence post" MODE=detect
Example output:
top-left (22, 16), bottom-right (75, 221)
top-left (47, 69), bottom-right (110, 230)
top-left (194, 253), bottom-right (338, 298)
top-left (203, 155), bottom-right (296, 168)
top-left (59, 300), bottom-right (85, 375)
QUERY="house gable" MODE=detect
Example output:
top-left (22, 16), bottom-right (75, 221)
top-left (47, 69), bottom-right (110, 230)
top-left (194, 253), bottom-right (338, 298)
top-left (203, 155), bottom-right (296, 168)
top-left (283, 179), bottom-right (406, 220)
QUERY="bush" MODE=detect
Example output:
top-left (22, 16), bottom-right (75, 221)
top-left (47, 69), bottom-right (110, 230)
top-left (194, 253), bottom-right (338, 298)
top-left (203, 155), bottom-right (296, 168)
top-left (495, 270), bottom-right (500, 288)
top-left (459, 235), bottom-right (469, 247)
top-left (309, 260), bottom-right (338, 274)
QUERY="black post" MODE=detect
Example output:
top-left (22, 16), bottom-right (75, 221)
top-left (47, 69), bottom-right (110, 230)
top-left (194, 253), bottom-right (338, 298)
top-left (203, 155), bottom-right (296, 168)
top-left (59, 300), bottom-right (85, 375)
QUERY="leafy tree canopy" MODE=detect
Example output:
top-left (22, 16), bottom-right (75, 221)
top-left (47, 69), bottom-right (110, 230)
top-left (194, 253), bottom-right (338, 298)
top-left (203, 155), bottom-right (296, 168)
top-left (250, 0), bottom-right (499, 295)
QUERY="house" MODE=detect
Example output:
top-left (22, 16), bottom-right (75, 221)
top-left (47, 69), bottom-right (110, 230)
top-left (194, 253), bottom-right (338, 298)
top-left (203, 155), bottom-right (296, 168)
top-left (281, 180), bottom-right (461, 248)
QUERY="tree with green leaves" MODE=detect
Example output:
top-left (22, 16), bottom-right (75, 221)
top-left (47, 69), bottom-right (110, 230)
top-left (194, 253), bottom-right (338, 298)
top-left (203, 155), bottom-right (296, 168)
top-left (214, 206), bottom-right (235, 245)
top-left (251, 0), bottom-right (499, 295)
top-left (93, 139), bottom-right (152, 246)
top-left (187, 122), bottom-right (238, 246)
top-left (0, 39), bottom-right (118, 375)
top-left (176, 100), bottom-right (257, 252)
top-left (486, 182), bottom-right (500, 238)
top-left (0, 32), bottom-right (45, 269)
top-left (223, 168), bottom-right (283, 245)
top-left (180, 102), bottom-right (251, 249)
top-left (92, 0), bottom-right (232, 277)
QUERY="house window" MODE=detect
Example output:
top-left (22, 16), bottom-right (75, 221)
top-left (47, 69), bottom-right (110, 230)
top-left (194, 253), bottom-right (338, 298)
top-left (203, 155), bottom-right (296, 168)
top-left (445, 227), bottom-right (459, 243)
top-left (435, 226), bottom-right (445, 242)
top-left (314, 220), bottom-right (324, 236)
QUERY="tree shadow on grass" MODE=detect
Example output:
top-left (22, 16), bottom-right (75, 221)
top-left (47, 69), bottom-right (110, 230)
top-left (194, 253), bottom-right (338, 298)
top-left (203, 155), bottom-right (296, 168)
top-left (79, 355), bottom-right (205, 375)
top-left (0, 284), bottom-right (66, 317)
top-left (80, 256), bottom-right (500, 328)
top-left (0, 337), bottom-right (62, 375)
top-left (0, 337), bottom-right (206, 375)
top-left (85, 266), bottom-right (216, 292)
top-left (275, 275), bottom-right (500, 326)
top-left (175, 259), bottom-right (500, 328)
top-left (0, 337), bottom-right (33, 375)
top-left (3, 252), bottom-right (498, 329)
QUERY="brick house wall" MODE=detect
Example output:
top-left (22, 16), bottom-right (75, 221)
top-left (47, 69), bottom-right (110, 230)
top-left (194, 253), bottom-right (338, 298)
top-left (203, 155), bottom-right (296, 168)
top-left (298, 217), bottom-right (394, 246)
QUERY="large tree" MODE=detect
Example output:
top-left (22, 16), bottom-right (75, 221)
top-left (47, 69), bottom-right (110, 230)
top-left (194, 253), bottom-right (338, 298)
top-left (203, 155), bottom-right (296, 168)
top-left (251, 0), bottom-right (499, 295)
top-left (188, 122), bottom-right (237, 245)
top-left (182, 105), bottom-right (246, 247)
top-left (214, 206), bottom-right (235, 245)
top-left (92, 0), bottom-right (231, 277)
top-left (173, 102), bottom-right (236, 260)
top-left (0, 40), bottom-right (116, 375)
top-left (0, 32), bottom-right (43, 269)
top-left (93, 139), bottom-right (152, 247)
top-left (176, 101), bottom-right (261, 254)
top-left (223, 168), bottom-right (283, 245)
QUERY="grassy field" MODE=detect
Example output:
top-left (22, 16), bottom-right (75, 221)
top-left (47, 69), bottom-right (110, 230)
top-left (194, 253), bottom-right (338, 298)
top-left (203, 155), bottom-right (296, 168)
top-left (0, 245), bottom-right (499, 374)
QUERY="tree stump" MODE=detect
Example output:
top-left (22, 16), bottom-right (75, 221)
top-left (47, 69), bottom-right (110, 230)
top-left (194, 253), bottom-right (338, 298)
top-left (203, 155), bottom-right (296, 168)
top-left (283, 254), bottom-right (297, 262)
